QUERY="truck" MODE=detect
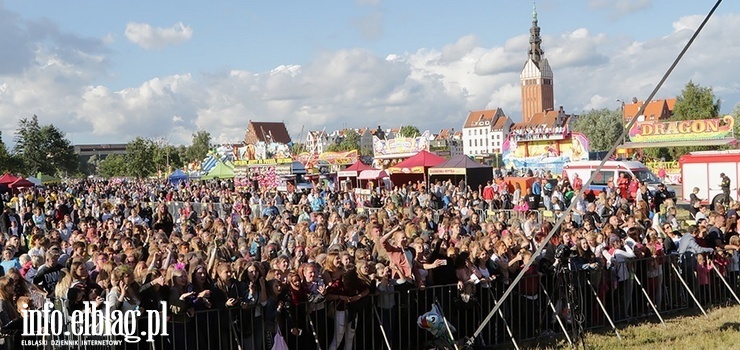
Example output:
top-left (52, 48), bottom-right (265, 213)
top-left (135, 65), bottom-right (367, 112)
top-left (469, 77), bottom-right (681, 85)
top-left (562, 160), bottom-right (675, 199)
top-left (679, 150), bottom-right (740, 207)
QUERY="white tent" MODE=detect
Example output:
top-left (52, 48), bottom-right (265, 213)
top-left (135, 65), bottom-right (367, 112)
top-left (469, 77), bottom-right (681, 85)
top-left (26, 176), bottom-right (42, 186)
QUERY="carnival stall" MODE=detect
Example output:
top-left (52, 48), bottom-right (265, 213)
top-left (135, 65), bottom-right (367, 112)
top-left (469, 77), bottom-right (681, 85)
top-left (202, 161), bottom-right (234, 180)
top-left (168, 169), bottom-right (189, 186)
top-left (387, 150), bottom-right (446, 187)
top-left (337, 160), bottom-right (377, 189)
top-left (428, 155), bottom-right (493, 190)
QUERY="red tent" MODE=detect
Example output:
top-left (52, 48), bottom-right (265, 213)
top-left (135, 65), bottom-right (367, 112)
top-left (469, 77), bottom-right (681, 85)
top-left (387, 150), bottom-right (446, 186)
top-left (337, 161), bottom-right (377, 189)
top-left (338, 161), bottom-right (376, 178)
top-left (9, 177), bottom-right (35, 189)
top-left (0, 174), bottom-right (19, 186)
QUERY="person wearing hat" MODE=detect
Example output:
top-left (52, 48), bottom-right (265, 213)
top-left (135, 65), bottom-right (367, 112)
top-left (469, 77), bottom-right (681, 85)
top-left (720, 172), bottom-right (731, 206)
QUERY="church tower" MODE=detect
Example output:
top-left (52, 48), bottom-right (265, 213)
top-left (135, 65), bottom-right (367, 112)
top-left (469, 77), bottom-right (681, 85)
top-left (520, 3), bottom-right (554, 123)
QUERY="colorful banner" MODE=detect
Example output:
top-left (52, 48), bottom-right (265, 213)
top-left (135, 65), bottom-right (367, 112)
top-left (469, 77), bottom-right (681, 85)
top-left (387, 165), bottom-right (425, 174)
top-left (233, 142), bottom-right (292, 161)
top-left (428, 168), bottom-right (466, 175)
top-left (628, 115), bottom-right (734, 143)
top-left (502, 132), bottom-right (590, 175)
top-left (295, 150), bottom-right (358, 168)
top-left (233, 158), bottom-right (292, 166)
top-left (373, 131), bottom-right (431, 158)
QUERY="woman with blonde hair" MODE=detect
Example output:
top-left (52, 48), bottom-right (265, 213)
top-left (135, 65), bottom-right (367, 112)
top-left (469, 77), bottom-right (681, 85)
top-left (0, 276), bottom-right (21, 348)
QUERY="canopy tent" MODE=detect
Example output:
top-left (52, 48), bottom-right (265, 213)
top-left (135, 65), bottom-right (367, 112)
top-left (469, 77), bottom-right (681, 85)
top-left (9, 177), bottom-right (35, 189)
top-left (202, 161), bottom-right (234, 180)
top-left (387, 150), bottom-right (446, 186)
top-left (338, 161), bottom-right (377, 190)
top-left (0, 174), bottom-right (19, 186)
top-left (36, 173), bottom-right (61, 184)
top-left (337, 161), bottom-right (376, 178)
top-left (26, 176), bottom-right (42, 186)
top-left (168, 169), bottom-right (189, 186)
top-left (358, 169), bottom-right (389, 180)
top-left (428, 155), bottom-right (493, 190)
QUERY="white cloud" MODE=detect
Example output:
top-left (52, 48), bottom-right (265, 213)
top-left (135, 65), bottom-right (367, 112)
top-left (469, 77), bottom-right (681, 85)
top-left (124, 22), bottom-right (192, 50)
top-left (1, 6), bottom-right (740, 149)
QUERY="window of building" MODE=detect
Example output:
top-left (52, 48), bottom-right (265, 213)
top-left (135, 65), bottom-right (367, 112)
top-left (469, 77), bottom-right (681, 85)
top-left (474, 139), bottom-right (478, 147)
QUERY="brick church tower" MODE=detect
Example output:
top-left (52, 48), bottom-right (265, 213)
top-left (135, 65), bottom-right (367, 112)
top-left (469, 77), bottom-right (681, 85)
top-left (520, 4), bottom-right (554, 123)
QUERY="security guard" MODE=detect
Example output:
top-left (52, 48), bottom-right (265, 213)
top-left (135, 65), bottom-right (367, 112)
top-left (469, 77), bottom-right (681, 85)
top-left (720, 172), bottom-right (731, 205)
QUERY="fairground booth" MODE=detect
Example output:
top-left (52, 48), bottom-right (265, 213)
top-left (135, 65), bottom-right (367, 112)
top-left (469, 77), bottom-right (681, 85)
top-left (618, 115), bottom-right (737, 184)
top-left (428, 154), bottom-right (493, 190)
top-left (386, 150), bottom-right (446, 188)
top-left (337, 160), bottom-right (376, 190)
top-left (295, 150), bottom-right (359, 186)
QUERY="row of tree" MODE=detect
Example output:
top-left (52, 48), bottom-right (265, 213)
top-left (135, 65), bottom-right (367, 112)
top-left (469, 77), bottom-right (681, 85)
top-left (0, 115), bottom-right (213, 179)
top-left (572, 81), bottom-right (740, 160)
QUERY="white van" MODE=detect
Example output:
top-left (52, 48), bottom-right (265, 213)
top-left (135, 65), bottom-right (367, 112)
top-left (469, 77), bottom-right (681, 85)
top-left (562, 161), bottom-right (675, 199)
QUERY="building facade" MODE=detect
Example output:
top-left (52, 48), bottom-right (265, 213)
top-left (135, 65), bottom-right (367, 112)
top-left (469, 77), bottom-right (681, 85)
top-left (462, 108), bottom-right (511, 157)
top-left (244, 120), bottom-right (292, 145)
top-left (305, 130), bottom-right (329, 154)
top-left (521, 5), bottom-right (554, 123)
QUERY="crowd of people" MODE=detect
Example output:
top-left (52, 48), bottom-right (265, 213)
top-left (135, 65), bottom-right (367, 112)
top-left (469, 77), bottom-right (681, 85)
top-left (0, 169), bottom-right (736, 350)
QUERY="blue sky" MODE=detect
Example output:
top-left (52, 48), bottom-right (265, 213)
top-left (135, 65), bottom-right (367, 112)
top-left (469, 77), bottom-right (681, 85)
top-left (1, 0), bottom-right (739, 146)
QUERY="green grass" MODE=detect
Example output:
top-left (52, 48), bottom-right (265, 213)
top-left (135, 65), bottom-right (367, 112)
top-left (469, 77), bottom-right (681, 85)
top-left (509, 305), bottom-right (740, 349)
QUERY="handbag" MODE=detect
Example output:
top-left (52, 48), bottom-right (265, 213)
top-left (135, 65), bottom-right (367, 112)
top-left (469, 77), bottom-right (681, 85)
top-left (272, 328), bottom-right (289, 350)
top-left (326, 300), bottom-right (336, 319)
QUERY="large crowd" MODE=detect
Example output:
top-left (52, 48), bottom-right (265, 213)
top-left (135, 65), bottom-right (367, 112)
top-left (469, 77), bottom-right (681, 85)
top-left (0, 168), bottom-right (737, 350)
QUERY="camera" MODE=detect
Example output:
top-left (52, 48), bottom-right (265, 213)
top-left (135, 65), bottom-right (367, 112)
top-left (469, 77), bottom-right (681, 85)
top-left (554, 244), bottom-right (572, 263)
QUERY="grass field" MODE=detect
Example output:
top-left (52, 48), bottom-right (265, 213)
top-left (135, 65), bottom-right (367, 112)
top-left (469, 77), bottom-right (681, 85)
top-left (511, 304), bottom-right (740, 350)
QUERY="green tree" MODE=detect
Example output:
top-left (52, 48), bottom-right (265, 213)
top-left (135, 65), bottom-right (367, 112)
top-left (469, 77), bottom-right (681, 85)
top-left (125, 137), bottom-right (157, 178)
top-left (732, 103), bottom-right (740, 140)
top-left (13, 115), bottom-right (79, 176)
top-left (338, 129), bottom-right (360, 151)
top-left (99, 154), bottom-right (128, 178)
top-left (571, 108), bottom-right (623, 151)
top-left (673, 81), bottom-right (720, 121)
top-left (292, 143), bottom-right (307, 154)
top-left (398, 125), bottom-right (421, 138)
top-left (668, 81), bottom-right (722, 158)
top-left (154, 144), bottom-right (183, 173)
top-left (186, 131), bottom-right (211, 163)
top-left (85, 154), bottom-right (102, 175)
top-left (0, 132), bottom-right (21, 173)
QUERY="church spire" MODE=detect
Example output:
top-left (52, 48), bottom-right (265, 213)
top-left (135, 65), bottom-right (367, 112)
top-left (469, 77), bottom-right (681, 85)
top-left (529, 2), bottom-right (544, 67)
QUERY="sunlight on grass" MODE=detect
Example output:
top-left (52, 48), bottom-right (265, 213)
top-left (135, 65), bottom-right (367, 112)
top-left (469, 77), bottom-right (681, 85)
top-left (512, 305), bottom-right (740, 349)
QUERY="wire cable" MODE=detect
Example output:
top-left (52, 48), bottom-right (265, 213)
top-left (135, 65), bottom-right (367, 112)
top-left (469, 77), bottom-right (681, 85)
top-left (464, 0), bottom-right (724, 347)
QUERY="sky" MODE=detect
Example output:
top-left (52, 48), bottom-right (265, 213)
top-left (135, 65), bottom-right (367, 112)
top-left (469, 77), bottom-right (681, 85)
top-left (1, 0), bottom-right (739, 147)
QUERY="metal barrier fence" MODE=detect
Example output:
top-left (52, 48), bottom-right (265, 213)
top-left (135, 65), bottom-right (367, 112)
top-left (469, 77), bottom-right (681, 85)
top-left (7, 252), bottom-right (738, 349)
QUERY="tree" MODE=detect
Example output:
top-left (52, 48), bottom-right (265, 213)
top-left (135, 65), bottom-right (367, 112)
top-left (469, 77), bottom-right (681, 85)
top-left (125, 137), bottom-right (157, 179)
top-left (672, 81), bottom-right (720, 121)
top-left (292, 143), bottom-right (307, 155)
top-left (13, 115), bottom-right (79, 176)
top-left (86, 154), bottom-right (103, 175)
top-left (732, 103), bottom-right (740, 140)
top-left (668, 81), bottom-right (722, 158)
top-left (0, 132), bottom-right (21, 173)
top-left (398, 125), bottom-right (421, 138)
top-left (98, 154), bottom-right (127, 178)
top-left (327, 130), bottom-right (360, 152)
top-left (571, 108), bottom-right (623, 151)
top-left (186, 131), bottom-right (211, 163)
top-left (154, 144), bottom-right (183, 173)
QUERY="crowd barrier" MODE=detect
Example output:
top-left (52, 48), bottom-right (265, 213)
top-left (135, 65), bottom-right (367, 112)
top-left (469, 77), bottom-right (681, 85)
top-left (7, 252), bottom-right (738, 350)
